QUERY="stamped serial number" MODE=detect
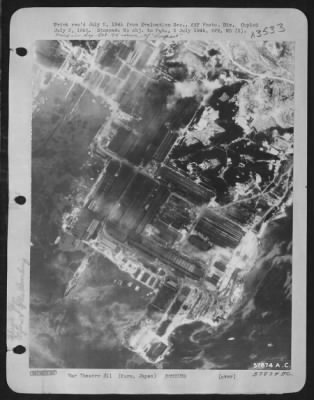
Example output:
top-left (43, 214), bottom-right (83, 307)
top-left (253, 361), bottom-right (290, 369)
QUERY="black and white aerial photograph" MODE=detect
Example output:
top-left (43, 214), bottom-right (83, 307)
top-left (30, 39), bottom-right (295, 370)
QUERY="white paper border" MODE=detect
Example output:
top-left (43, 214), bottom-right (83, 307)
top-left (7, 7), bottom-right (307, 394)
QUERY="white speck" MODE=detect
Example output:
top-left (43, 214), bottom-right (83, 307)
top-left (227, 337), bottom-right (235, 341)
top-left (267, 343), bottom-right (273, 347)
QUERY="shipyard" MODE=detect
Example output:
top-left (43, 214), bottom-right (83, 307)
top-left (31, 38), bottom-right (295, 369)
top-left (56, 39), bottom-right (294, 364)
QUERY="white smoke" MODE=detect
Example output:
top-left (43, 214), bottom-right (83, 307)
top-left (167, 78), bottom-right (222, 109)
top-left (174, 81), bottom-right (199, 98)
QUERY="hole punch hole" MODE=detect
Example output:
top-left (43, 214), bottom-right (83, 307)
top-left (14, 195), bottom-right (26, 205)
top-left (13, 345), bottom-right (26, 354)
top-left (16, 47), bottom-right (27, 57)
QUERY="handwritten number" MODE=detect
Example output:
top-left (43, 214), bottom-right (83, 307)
top-left (277, 23), bottom-right (286, 32)
top-left (263, 27), bottom-right (269, 35)
top-left (251, 24), bottom-right (285, 39)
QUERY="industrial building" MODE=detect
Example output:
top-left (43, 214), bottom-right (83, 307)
top-left (149, 219), bottom-right (180, 247)
top-left (195, 210), bottom-right (245, 248)
top-left (135, 185), bottom-right (170, 234)
top-left (159, 166), bottom-right (215, 205)
top-left (159, 194), bottom-right (193, 230)
top-left (127, 327), bottom-right (171, 364)
top-left (129, 235), bottom-right (204, 280)
top-left (188, 234), bottom-right (212, 251)
top-left (153, 131), bottom-right (178, 162)
top-left (71, 208), bottom-right (100, 240)
top-left (150, 278), bottom-right (178, 312)
top-left (108, 125), bottom-right (138, 160)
